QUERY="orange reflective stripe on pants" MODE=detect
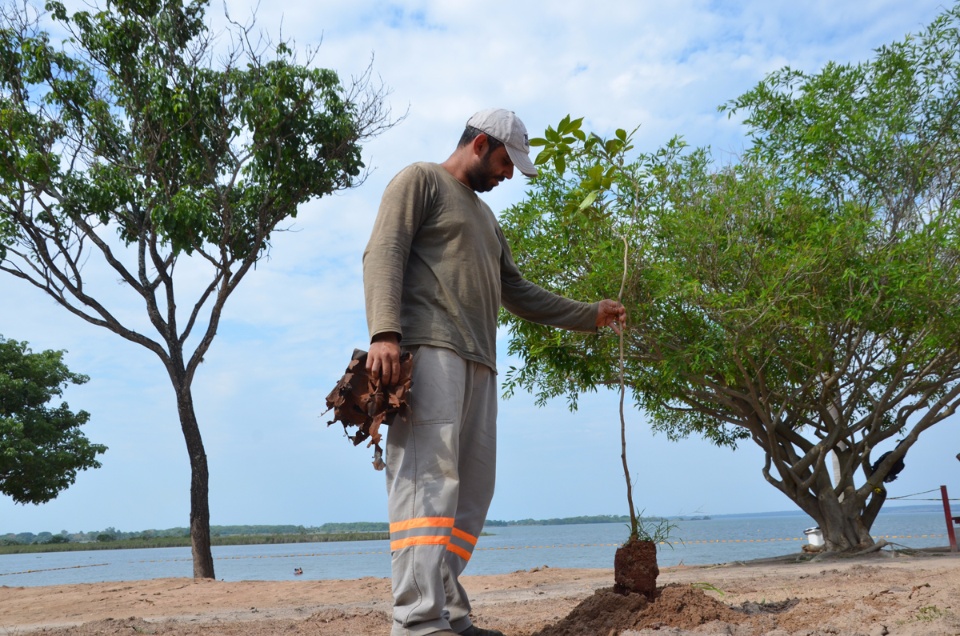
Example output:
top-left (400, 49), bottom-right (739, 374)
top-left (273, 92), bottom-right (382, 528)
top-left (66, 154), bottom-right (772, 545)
top-left (389, 516), bottom-right (478, 557)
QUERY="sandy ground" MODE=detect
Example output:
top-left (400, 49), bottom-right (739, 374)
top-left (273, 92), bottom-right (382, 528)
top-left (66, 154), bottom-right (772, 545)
top-left (2, 548), bottom-right (959, 635)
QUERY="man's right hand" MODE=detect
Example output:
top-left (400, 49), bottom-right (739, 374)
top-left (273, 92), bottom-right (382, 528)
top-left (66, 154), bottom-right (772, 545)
top-left (367, 332), bottom-right (401, 386)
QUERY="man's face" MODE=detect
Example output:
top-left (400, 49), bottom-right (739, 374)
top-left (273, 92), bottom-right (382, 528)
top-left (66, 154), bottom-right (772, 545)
top-left (466, 140), bottom-right (515, 193)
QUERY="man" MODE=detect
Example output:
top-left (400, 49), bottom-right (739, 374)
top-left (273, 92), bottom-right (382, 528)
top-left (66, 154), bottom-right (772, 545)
top-left (363, 108), bottom-right (626, 636)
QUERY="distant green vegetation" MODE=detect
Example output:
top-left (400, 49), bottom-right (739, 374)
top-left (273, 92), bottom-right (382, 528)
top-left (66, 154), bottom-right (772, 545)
top-left (486, 514), bottom-right (659, 527)
top-left (0, 516), bottom-right (645, 554)
top-left (314, 522), bottom-right (389, 533)
top-left (0, 523), bottom-right (390, 554)
top-left (0, 530), bottom-right (390, 554)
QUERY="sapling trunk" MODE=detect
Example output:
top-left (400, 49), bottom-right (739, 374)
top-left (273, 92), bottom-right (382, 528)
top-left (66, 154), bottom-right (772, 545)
top-left (613, 235), bottom-right (659, 601)
top-left (616, 236), bottom-right (639, 539)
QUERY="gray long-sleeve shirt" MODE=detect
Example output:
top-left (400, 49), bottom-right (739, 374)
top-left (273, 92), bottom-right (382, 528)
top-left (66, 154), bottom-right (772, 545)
top-left (363, 162), bottom-right (598, 372)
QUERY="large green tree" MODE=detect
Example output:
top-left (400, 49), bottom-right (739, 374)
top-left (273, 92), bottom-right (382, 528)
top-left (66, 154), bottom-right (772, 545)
top-left (0, 0), bottom-right (394, 576)
top-left (0, 335), bottom-right (105, 504)
top-left (500, 4), bottom-right (960, 552)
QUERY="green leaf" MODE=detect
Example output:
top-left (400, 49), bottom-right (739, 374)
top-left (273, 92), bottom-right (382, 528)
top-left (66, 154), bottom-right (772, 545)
top-left (578, 190), bottom-right (599, 211)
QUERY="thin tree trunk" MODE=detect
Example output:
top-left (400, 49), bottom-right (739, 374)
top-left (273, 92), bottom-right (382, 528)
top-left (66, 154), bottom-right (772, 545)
top-left (173, 378), bottom-right (215, 579)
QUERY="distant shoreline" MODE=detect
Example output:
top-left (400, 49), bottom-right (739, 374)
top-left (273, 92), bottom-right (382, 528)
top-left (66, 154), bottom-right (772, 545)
top-left (0, 531), bottom-right (392, 555)
top-left (1, 504), bottom-right (941, 556)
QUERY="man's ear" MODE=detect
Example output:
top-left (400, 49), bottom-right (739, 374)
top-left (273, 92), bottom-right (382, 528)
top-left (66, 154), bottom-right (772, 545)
top-left (470, 133), bottom-right (489, 157)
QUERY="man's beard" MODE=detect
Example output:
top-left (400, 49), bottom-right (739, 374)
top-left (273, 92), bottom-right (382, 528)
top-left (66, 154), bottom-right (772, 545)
top-left (465, 149), bottom-right (503, 192)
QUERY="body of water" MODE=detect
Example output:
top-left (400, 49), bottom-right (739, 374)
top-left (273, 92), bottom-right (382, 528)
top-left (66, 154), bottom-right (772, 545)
top-left (1, 507), bottom-right (953, 587)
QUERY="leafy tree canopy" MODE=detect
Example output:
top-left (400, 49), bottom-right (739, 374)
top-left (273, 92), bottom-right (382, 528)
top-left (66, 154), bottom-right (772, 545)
top-left (0, 335), bottom-right (105, 504)
top-left (500, 4), bottom-right (960, 551)
top-left (0, 0), bottom-right (395, 577)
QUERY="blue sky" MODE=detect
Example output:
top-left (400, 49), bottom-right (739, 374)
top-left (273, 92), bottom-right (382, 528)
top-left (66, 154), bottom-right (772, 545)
top-left (2, 0), bottom-right (957, 535)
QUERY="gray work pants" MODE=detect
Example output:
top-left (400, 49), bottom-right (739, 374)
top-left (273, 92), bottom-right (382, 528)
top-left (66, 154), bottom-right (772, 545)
top-left (386, 345), bottom-right (498, 636)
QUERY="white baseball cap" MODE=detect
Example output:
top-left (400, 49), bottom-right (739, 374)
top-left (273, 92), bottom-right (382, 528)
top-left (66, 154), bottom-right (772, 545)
top-left (466, 108), bottom-right (538, 178)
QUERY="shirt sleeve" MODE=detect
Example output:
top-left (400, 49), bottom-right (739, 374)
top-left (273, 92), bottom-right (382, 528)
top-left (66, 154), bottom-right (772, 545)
top-left (363, 165), bottom-right (430, 341)
top-left (497, 225), bottom-right (599, 332)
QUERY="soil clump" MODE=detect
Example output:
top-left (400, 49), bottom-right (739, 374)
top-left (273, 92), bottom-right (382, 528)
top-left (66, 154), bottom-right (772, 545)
top-left (613, 538), bottom-right (659, 600)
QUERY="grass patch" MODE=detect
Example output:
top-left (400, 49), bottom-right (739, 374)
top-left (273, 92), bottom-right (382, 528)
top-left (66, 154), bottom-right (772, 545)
top-left (916, 606), bottom-right (944, 622)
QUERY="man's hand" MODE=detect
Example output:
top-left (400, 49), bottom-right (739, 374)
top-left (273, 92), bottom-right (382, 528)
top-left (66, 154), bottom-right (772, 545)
top-left (596, 299), bottom-right (627, 334)
top-left (367, 332), bottom-right (401, 386)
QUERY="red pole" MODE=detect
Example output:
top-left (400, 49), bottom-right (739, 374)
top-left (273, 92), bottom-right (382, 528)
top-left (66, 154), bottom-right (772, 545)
top-left (941, 485), bottom-right (957, 553)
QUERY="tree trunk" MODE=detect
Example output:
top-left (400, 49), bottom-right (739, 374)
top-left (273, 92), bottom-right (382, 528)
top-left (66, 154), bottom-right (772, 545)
top-left (815, 490), bottom-right (876, 551)
top-left (174, 379), bottom-right (215, 579)
top-left (763, 434), bottom-right (884, 553)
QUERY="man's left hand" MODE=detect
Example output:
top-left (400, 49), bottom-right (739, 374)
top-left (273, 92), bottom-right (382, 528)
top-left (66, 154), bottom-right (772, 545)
top-left (596, 299), bottom-right (627, 334)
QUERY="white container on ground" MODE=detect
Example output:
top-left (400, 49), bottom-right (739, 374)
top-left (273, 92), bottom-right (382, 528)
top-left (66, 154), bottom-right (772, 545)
top-left (804, 527), bottom-right (824, 547)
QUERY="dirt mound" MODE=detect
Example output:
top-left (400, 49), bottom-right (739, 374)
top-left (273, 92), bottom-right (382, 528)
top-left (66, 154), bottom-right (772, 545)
top-left (531, 584), bottom-right (745, 636)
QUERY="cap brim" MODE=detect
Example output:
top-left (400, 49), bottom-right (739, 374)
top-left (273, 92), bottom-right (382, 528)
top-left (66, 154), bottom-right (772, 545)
top-left (505, 145), bottom-right (538, 178)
